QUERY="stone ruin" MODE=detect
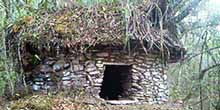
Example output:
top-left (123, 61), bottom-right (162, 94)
top-left (28, 49), bottom-right (169, 104)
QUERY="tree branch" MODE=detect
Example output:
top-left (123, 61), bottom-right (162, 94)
top-left (172, 0), bottom-right (203, 23)
top-left (199, 64), bottom-right (220, 79)
top-left (185, 46), bottom-right (220, 61)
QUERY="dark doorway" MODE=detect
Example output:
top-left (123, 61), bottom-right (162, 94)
top-left (99, 65), bottom-right (132, 100)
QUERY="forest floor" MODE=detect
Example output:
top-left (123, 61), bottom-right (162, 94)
top-left (0, 92), bottom-right (183, 110)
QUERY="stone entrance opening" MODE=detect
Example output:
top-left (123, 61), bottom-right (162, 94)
top-left (99, 64), bottom-right (132, 100)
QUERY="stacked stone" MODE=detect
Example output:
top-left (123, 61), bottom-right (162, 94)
top-left (85, 61), bottom-right (103, 96)
top-left (30, 52), bottom-right (169, 104)
top-left (131, 63), bottom-right (149, 101)
top-left (32, 58), bottom-right (73, 91)
top-left (70, 58), bottom-right (87, 88)
top-left (32, 63), bottom-right (55, 91)
top-left (131, 56), bottom-right (169, 104)
top-left (151, 71), bottom-right (169, 104)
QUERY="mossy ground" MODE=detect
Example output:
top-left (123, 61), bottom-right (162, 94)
top-left (1, 91), bottom-right (183, 110)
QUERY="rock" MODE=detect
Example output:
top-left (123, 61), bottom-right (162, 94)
top-left (132, 65), bottom-right (146, 73)
top-left (62, 76), bottom-right (72, 81)
top-left (136, 97), bottom-right (145, 100)
top-left (96, 52), bottom-right (109, 57)
top-left (158, 68), bottom-right (163, 72)
top-left (34, 78), bottom-right (44, 82)
top-left (146, 61), bottom-right (153, 65)
top-left (96, 64), bottom-right (103, 68)
top-left (38, 73), bottom-right (51, 79)
top-left (152, 72), bottom-right (159, 75)
top-left (147, 98), bottom-right (154, 104)
top-left (128, 59), bottom-right (134, 62)
top-left (158, 88), bottom-right (165, 92)
top-left (135, 91), bottom-right (145, 95)
top-left (146, 91), bottom-right (152, 95)
top-left (40, 65), bottom-right (53, 73)
top-left (163, 75), bottom-right (168, 80)
top-left (53, 64), bottom-right (62, 72)
top-left (143, 72), bottom-right (151, 78)
top-left (44, 60), bottom-right (56, 66)
top-left (63, 71), bottom-right (71, 77)
top-left (72, 71), bottom-right (84, 76)
top-left (86, 63), bottom-right (96, 68)
top-left (135, 59), bottom-right (144, 63)
top-left (27, 81), bottom-right (33, 85)
top-left (139, 74), bottom-right (144, 80)
top-left (44, 73), bottom-right (51, 78)
top-left (131, 69), bottom-right (138, 73)
top-left (160, 98), bottom-right (168, 102)
top-left (106, 100), bottom-right (138, 105)
top-left (86, 67), bottom-right (96, 72)
top-left (164, 90), bottom-right (169, 95)
top-left (72, 75), bottom-right (84, 79)
top-left (55, 72), bottom-right (63, 77)
top-left (89, 86), bottom-right (100, 91)
top-left (93, 83), bottom-right (102, 87)
top-left (83, 84), bottom-right (89, 87)
top-left (62, 81), bottom-right (72, 86)
top-left (139, 81), bottom-right (148, 85)
top-left (130, 88), bottom-right (138, 92)
top-left (35, 81), bottom-right (44, 85)
top-left (98, 67), bottom-right (104, 72)
top-left (73, 65), bottom-right (84, 72)
top-left (132, 83), bottom-right (143, 90)
top-left (94, 79), bottom-right (103, 83)
top-left (157, 92), bottom-right (164, 97)
top-left (132, 75), bottom-right (139, 80)
top-left (140, 63), bottom-right (149, 67)
top-left (96, 61), bottom-right (102, 64)
top-left (63, 63), bottom-right (70, 69)
top-left (152, 77), bottom-right (161, 82)
top-left (147, 65), bottom-right (152, 68)
top-left (89, 71), bottom-right (100, 75)
top-left (159, 84), bottom-right (167, 90)
top-left (32, 84), bottom-right (41, 91)
top-left (46, 81), bottom-right (55, 86)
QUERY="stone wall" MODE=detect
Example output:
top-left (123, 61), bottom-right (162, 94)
top-left (29, 51), bottom-right (169, 104)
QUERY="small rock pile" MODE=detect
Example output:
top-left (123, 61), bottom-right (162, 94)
top-left (31, 58), bottom-right (73, 92)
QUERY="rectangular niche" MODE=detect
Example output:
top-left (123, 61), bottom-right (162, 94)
top-left (99, 64), bottom-right (132, 100)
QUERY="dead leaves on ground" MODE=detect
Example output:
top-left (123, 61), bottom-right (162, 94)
top-left (7, 94), bottom-right (181, 110)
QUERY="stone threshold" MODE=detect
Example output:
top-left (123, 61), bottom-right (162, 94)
top-left (106, 100), bottom-right (139, 105)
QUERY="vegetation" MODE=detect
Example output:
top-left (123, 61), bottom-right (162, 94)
top-left (6, 92), bottom-right (179, 110)
top-left (0, 0), bottom-right (220, 110)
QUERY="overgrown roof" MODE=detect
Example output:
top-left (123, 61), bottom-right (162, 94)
top-left (7, 0), bottom-right (185, 62)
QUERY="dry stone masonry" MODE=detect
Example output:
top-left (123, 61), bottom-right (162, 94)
top-left (29, 51), bottom-right (169, 104)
